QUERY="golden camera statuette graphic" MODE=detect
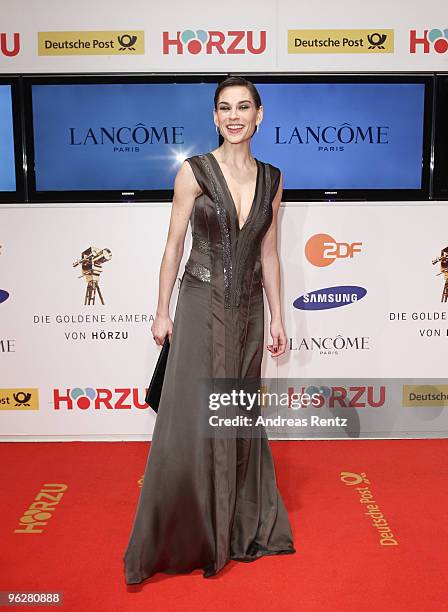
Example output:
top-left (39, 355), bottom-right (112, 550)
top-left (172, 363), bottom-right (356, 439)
top-left (73, 246), bottom-right (112, 305)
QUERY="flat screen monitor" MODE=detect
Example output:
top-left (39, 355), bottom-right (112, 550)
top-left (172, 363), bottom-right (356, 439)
top-left (245, 75), bottom-right (433, 201)
top-left (24, 75), bottom-right (224, 202)
top-left (0, 78), bottom-right (24, 203)
top-left (433, 74), bottom-right (448, 200)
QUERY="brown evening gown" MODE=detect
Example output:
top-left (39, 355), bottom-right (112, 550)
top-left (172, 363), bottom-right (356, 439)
top-left (123, 152), bottom-right (295, 584)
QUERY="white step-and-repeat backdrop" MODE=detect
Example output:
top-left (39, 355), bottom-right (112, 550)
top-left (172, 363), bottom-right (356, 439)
top-left (1, 0), bottom-right (448, 439)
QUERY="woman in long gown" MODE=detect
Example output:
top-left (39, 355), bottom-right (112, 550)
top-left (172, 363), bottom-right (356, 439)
top-left (123, 76), bottom-right (295, 584)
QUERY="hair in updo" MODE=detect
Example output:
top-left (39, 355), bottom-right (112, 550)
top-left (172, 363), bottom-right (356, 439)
top-left (214, 76), bottom-right (262, 110)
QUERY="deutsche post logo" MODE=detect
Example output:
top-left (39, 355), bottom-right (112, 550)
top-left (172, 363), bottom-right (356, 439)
top-left (38, 31), bottom-right (145, 55)
top-left (288, 29), bottom-right (394, 54)
top-left (0, 389), bottom-right (39, 410)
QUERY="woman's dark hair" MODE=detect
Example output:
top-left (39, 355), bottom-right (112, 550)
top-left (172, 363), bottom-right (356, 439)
top-left (214, 77), bottom-right (262, 110)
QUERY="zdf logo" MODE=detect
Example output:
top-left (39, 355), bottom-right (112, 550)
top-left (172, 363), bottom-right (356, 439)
top-left (305, 233), bottom-right (362, 267)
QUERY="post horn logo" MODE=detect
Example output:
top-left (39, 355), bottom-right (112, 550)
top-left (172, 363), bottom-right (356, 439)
top-left (340, 471), bottom-right (371, 485)
top-left (13, 392), bottom-right (33, 407)
top-left (117, 34), bottom-right (138, 51)
top-left (367, 32), bottom-right (388, 49)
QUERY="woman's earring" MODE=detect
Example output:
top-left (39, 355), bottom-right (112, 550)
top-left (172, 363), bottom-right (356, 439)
top-left (256, 124), bottom-right (259, 133)
top-left (215, 125), bottom-right (220, 135)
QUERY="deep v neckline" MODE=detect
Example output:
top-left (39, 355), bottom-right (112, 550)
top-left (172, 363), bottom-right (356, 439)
top-left (208, 152), bottom-right (260, 231)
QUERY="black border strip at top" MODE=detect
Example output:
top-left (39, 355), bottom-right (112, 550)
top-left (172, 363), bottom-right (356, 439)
top-left (232, 72), bottom-right (435, 202)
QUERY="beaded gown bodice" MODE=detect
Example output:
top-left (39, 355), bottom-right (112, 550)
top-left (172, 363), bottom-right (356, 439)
top-left (184, 152), bottom-right (280, 310)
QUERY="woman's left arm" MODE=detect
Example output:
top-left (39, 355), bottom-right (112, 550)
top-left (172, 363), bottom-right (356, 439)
top-left (260, 171), bottom-right (287, 358)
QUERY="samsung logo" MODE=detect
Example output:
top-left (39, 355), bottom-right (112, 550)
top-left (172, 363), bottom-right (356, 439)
top-left (293, 286), bottom-right (367, 310)
top-left (0, 289), bottom-right (10, 304)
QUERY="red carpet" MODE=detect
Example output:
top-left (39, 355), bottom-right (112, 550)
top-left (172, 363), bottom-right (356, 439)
top-left (0, 440), bottom-right (447, 611)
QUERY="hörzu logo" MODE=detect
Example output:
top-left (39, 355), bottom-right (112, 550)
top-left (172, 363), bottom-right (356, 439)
top-left (53, 387), bottom-right (150, 410)
top-left (14, 484), bottom-right (68, 534)
top-left (162, 29), bottom-right (267, 55)
top-left (0, 32), bottom-right (20, 57)
top-left (410, 29), bottom-right (448, 53)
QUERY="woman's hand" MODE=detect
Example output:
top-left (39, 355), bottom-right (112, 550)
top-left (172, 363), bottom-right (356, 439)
top-left (267, 319), bottom-right (287, 357)
top-left (151, 314), bottom-right (173, 346)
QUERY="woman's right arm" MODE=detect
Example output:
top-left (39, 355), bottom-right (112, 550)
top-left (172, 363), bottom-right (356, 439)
top-left (151, 160), bottom-right (201, 345)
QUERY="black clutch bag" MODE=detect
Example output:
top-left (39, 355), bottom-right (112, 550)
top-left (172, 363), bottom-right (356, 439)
top-left (145, 336), bottom-right (170, 413)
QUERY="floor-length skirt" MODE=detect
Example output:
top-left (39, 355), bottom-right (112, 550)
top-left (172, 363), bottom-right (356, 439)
top-left (123, 267), bottom-right (295, 584)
